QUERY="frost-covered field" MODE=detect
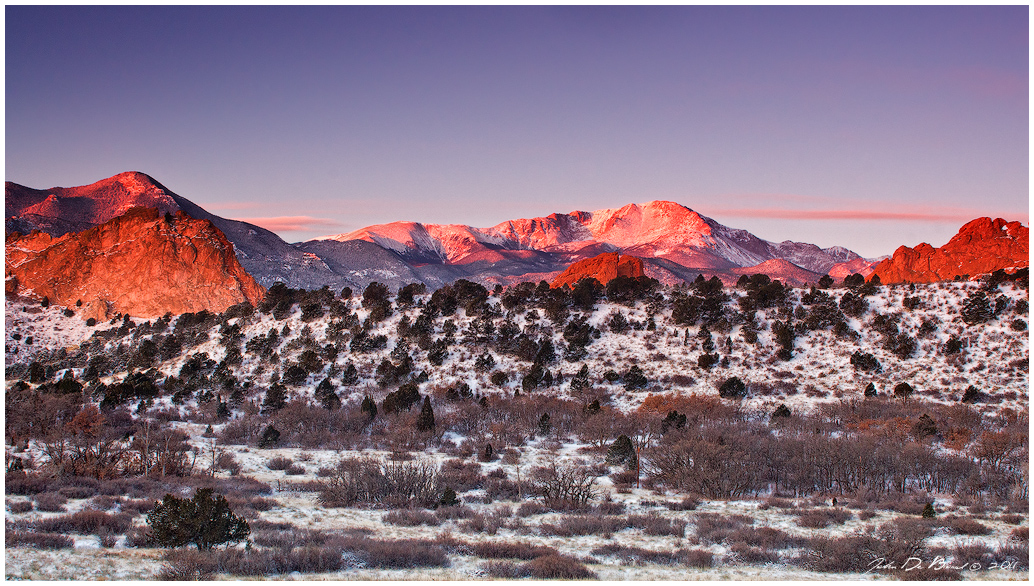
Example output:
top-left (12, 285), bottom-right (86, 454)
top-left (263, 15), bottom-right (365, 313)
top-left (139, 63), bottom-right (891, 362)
top-left (5, 429), bottom-right (1030, 580)
top-left (5, 277), bottom-right (1029, 580)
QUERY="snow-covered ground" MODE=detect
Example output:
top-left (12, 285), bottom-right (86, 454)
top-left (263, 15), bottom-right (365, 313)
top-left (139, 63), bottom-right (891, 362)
top-left (5, 279), bottom-right (1028, 580)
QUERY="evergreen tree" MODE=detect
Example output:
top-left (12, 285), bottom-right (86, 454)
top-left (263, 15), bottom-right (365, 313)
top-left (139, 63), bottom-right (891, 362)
top-left (262, 382), bottom-right (287, 414)
top-left (340, 362), bottom-right (359, 386)
top-left (624, 365), bottom-right (648, 391)
top-left (538, 413), bottom-right (552, 436)
top-left (863, 382), bottom-right (878, 397)
top-left (416, 397), bottom-right (435, 432)
top-left (361, 395), bottom-right (378, 420)
top-left (258, 425), bottom-right (281, 448)
top-left (147, 488), bottom-right (250, 551)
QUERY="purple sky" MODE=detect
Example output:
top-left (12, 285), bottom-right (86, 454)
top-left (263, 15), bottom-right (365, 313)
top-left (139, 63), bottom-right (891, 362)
top-left (6, 6), bottom-right (1028, 258)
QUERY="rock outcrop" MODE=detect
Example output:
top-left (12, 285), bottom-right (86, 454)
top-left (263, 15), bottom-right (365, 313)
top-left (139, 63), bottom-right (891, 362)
top-left (870, 218), bottom-right (1029, 284)
top-left (6, 207), bottom-right (265, 321)
top-left (551, 252), bottom-right (645, 288)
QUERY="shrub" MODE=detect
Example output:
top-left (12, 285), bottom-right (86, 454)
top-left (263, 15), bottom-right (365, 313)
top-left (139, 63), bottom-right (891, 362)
top-left (718, 377), bottom-right (747, 399)
top-left (680, 548), bottom-right (715, 568)
top-left (34, 492), bottom-right (68, 512)
top-left (158, 549), bottom-right (217, 580)
top-left (730, 542), bottom-right (780, 565)
top-left (266, 456), bottom-right (294, 471)
top-left (520, 554), bottom-right (597, 579)
top-left (34, 510), bottom-right (133, 535)
top-left (383, 509), bottom-right (442, 527)
top-left (318, 457), bottom-right (443, 509)
top-left (8, 500), bottom-right (34, 513)
top-left (539, 514), bottom-right (627, 537)
top-left (284, 464), bottom-right (306, 476)
top-left (342, 536), bottom-right (450, 569)
top-left (693, 513), bottom-right (753, 544)
top-left (850, 351), bottom-right (882, 373)
top-left (471, 541), bottom-right (558, 560)
top-left (728, 526), bottom-right (806, 550)
top-left (482, 560), bottom-right (522, 578)
top-left (627, 513), bottom-right (687, 536)
top-left (6, 531), bottom-right (74, 549)
top-left (794, 508), bottom-right (854, 528)
top-left (591, 544), bottom-right (682, 565)
top-left (516, 501), bottom-right (548, 517)
top-left (942, 515), bottom-right (991, 536)
top-left (147, 488), bottom-right (250, 550)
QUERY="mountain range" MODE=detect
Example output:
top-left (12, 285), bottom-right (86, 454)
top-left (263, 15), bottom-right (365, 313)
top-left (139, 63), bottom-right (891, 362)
top-left (5, 172), bottom-right (1029, 319)
top-left (6, 172), bottom-right (879, 290)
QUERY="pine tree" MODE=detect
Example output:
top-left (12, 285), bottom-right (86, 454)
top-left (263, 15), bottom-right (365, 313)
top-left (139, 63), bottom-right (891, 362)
top-left (416, 396), bottom-right (435, 432)
top-left (262, 383), bottom-right (288, 414)
top-left (147, 488), bottom-right (250, 551)
top-left (361, 395), bottom-right (378, 420)
top-left (258, 425), bottom-right (281, 448)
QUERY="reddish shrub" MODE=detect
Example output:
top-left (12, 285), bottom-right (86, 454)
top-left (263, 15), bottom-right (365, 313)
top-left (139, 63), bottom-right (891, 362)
top-left (8, 500), bottom-right (34, 514)
top-left (794, 508), bottom-right (853, 528)
top-left (627, 513), bottom-right (687, 536)
top-left (520, 554), bottom-right (597, 579)
top-left (266, 456), bottom-right (294, 471)
top-left (33, 492), bottom-right (68, 512)
top-left (516, 501), bottom-right (548, 517)
top-left (6, 531), bottom-right (74, 549)
top-left (679, 548), bottom-right (714, 568)
top-left (34, 510), bottom-right (132, 535)
top-left (472, 541), bottom-right (559, 560)
top-left (383, 509), bottom-right (442, 527)
top-left (539, 514), bottom-right (628, 537)
top-left (159, 549), bottom-right (217, 580)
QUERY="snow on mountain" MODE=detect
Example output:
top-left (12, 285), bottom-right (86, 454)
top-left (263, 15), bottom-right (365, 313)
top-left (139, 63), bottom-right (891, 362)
top-left (315, 200), bottom-right (865, 281)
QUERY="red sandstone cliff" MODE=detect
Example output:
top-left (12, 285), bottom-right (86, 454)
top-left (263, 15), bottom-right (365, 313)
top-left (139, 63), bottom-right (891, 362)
top-left (6, 207), bottom-right (266, 320)
top-left (869, 218), bottom-right (1028, 284)
top-left (550, 252), bottom-right (645, 288)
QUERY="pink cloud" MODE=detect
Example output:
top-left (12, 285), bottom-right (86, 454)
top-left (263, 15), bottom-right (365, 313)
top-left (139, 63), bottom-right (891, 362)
top-left (236, 216), bottom-right (345, 233)
top-left (707, 207), bottom-right (1028, 223)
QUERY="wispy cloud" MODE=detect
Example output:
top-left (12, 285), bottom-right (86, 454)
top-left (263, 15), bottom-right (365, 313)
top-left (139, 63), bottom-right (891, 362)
top-left (707, 207), bottom-right (1028, 223)
top-left (236, 216), bottom-right (345, 233)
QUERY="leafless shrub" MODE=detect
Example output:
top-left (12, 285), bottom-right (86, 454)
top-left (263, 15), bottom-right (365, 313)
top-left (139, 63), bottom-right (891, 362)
top-left (1000, 513), bottom-right (1024, 525)
top-left (441, 459), bottom-right (485, 492)
top-left (516, 501), bottom-right (548, 517)
top-left (762, 497), bottom-right (795, 510)
top-left (33, 510), bottom-right (132, 535)
top-left (383, 509), bottom-right (442, 527)
top-left (214, 546), bottom-right (345, 576)
top-left (58, 485), bottom-right (98, 499)
top-left (940, 515), bottom-right (991, 536)
top-left (471, 540), bottom-right (558, 560)
top-left (539, 514), bottom-right (627, 537)
top-left (5, 474), bottom-right (51, 495)
top-left (284, 464), bottom-right (306, 476)
top-left (520, 554), bottom-right (597, 579)
top-left (8, 500), bottom-right (33, 513)
top-left (794, 508), bottom-right (853, 528)
top-left (532, 461), bottom-right (599, 510)
top-left (997, 543), bottom-right (1028, 570)
top-left (729, 542), bottom-right (780, 565)
top-left (266, 456), bottom-right (294, 471)
top-left (591, 544), bottom-right (682, 565)
top-left (120, 498), bottom-right (155, 516)
top-left (593, 499), bottom-right (626, 515)
top-left (158, 549), bottom-right (217, 580)
top-left (693, 512), bottom-right (753, 544)
top-left (34, 492), bottom-right (68, 512)
top-left (680, 548), bottom-right (715, 568)
top-left (1010, 526), bottom-right (1028, 542)
top-left (627, 513), bottom-right (687, 536)
top-left (436, 504), bottom-right (476, 520)
top-left (318, 457), bottom-right (443, 508)
top-left (338, 536), bottom-right (450, 569)
top-left (481, 560), bottom-right (522, 578)
top-left (5, 531), bottom-right (74, 549)
top-left (316, 466), bottom-right (336, 477)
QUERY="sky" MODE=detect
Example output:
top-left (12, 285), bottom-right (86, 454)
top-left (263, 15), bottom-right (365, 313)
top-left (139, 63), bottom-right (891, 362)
top-left (6, 6), bottom-right (1028, 258)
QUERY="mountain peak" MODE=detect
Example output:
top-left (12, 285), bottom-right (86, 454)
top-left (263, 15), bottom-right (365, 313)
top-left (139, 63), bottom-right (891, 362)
top-left (871, 217), bottom-right (1028, 283)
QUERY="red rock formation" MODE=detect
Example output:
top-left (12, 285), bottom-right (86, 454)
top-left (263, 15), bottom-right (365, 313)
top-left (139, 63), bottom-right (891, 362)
top-left (6, 207), bottom-right (265, 320)
top-left (870, 217), bottom-right (1029, 283)
top-left (550, 252), bottom-right (645, 288)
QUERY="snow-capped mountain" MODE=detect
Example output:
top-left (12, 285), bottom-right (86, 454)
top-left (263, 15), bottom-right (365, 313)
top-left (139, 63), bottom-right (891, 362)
top-left (317, 200), bottom-right (865, 280)
top-left (7, 172), bottom-right (877, 291)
